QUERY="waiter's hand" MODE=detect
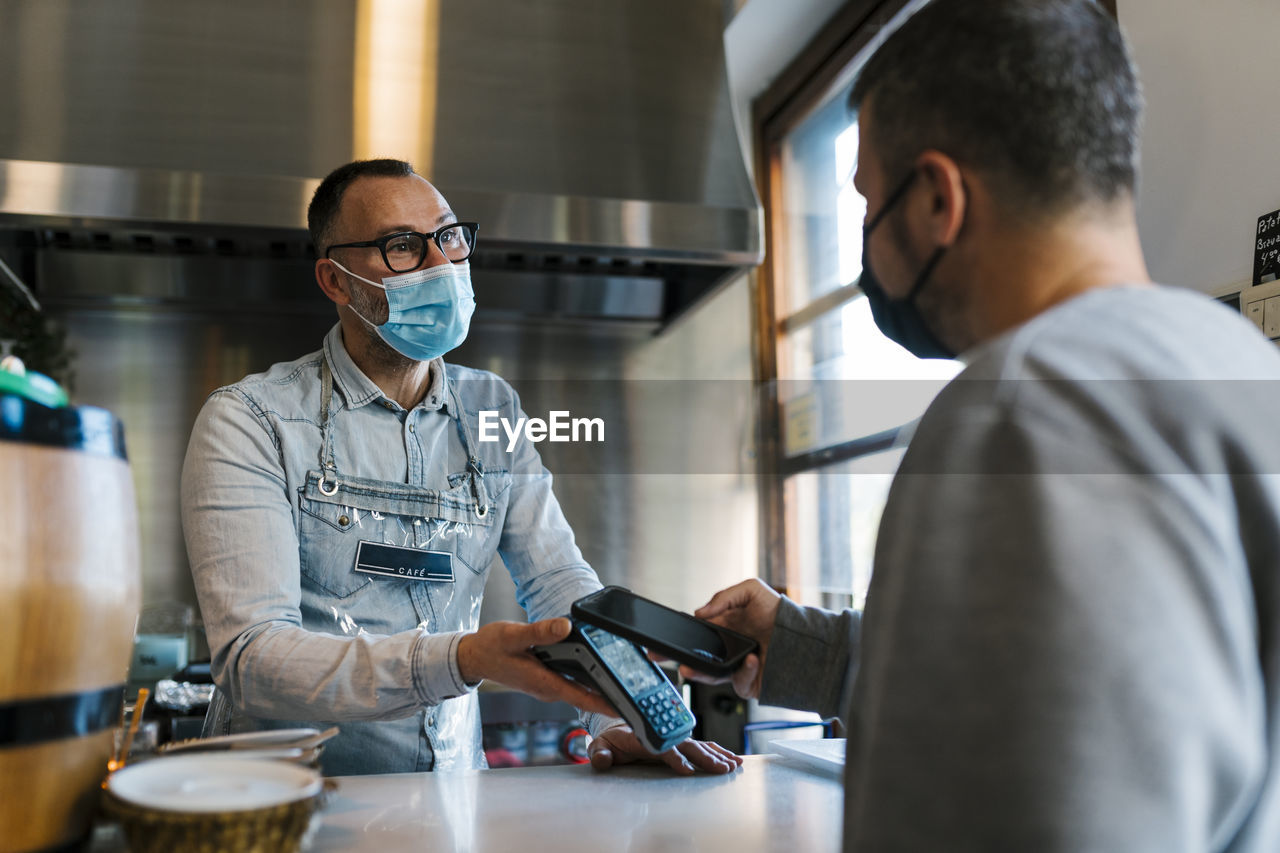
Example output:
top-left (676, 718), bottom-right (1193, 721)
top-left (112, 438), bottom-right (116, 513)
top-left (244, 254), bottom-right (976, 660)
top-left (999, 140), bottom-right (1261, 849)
top-left (456, 618), bottom-right (616, 717)
top-left (679, 579), bottom-right (781, 700)
top-left (588, 724), bottom-right (742, 776)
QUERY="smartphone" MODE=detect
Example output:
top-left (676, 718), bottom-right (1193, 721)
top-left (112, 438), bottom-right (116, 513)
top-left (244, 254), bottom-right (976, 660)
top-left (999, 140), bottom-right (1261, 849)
top-left (533, 620), bottom-right (695, 754)
top-left (571, 586), bottom-right (758, 678)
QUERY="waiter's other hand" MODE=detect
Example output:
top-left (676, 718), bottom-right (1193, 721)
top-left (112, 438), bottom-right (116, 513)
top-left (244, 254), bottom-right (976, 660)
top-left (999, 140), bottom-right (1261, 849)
top-left (588, 724), bottom-right (742, 776)
top-left (456, 618), bottom-right (615, 717)
top-left (680, 579), bottom-right (781, 700)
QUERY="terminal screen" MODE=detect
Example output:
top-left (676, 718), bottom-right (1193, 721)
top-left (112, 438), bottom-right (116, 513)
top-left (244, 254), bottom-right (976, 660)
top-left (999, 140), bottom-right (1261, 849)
top-left (582, 624), bottom-right (663, 694)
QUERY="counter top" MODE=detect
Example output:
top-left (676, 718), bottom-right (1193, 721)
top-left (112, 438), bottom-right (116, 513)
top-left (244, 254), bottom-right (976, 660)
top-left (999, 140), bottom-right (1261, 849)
top-left (312, 754), bottom-right (841, 852)
top-left (90, 753), bottom-right (842, 852)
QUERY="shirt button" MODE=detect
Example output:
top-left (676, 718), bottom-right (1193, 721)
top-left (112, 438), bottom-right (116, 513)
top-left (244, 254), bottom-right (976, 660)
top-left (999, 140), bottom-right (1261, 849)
top-left (338, 515), bottom-right (350, 526)
top-left (408, 423), bottom-right (415, 434)
top-left (427, 716), bottom-right (436, 727)
top-left (383, 401), bottom-right (394, 410)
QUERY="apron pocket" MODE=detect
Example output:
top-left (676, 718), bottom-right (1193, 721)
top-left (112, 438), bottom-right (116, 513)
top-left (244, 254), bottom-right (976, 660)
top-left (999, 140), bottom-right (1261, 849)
top-left (298, 493), bottom-right (374, 598)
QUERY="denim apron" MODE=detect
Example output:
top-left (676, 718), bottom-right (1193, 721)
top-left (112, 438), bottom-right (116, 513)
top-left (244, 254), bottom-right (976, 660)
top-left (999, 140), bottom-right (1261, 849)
top-left (205, 359), bottom-right (506, 775)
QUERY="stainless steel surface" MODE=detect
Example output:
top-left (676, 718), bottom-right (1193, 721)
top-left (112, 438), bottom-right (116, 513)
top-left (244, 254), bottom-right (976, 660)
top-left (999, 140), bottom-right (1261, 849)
top-left (0, 160), bottom-right (759, 265)
top-left (34, 250), bottom-right (668, 325)
top-left (1, 0), bottom-right (762, 617)
top-left (0, 160), bottom-right (321, 234)
top-left (0, 253), bottom-right (39, 311)
top-left (37, 252), bottom-right (320, 313)
top-left (0, 0), bottom-right (762, 287)
top-left (57, 308), bottom-right (337, 607)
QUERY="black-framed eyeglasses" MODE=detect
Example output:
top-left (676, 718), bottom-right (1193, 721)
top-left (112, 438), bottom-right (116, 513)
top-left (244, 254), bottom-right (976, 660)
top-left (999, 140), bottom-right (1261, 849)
top-left (325, 222), bottom-right (479, 273)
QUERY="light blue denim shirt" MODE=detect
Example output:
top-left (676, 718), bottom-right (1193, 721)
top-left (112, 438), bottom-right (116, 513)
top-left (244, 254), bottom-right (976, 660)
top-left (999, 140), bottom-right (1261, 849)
top-left (181, 324), bottom-right (605, 775)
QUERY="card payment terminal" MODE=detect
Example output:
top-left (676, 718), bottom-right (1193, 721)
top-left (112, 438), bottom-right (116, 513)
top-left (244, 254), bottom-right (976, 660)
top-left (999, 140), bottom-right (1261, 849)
top-left (533, 620), bottom-right (695, 754)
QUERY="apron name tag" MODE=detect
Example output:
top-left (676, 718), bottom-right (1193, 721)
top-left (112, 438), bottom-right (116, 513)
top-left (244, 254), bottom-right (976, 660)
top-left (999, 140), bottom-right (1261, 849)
top-left (354, 541), bottom-right (455, 583)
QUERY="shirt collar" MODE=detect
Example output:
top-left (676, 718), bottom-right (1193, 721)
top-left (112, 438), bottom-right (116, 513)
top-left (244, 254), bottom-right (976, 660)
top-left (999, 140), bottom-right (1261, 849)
top-left (322, 323), bottom-right (455, 417)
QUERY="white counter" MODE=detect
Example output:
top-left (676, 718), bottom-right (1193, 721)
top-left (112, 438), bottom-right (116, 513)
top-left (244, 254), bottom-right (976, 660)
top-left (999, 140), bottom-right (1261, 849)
top-left (312, 754), bottom-right (842, 852)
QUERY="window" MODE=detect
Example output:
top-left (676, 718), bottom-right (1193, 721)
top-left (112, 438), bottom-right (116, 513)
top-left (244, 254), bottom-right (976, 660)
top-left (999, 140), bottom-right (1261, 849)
top-left (754, 0), bottom-right (960, 610)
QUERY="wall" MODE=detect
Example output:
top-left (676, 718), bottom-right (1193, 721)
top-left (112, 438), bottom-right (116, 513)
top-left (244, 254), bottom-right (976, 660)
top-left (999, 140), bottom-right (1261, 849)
top-left (1120, 0), bottom-right (1280, 294)
top-left (60, 305), bottom-right (333, 610)
top-left (724, 0), bottom-right (849, 171)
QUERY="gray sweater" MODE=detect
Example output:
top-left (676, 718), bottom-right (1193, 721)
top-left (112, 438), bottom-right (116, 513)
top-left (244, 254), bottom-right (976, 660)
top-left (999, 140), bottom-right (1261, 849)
top-left (762, 286), bottom-right (1280, 852)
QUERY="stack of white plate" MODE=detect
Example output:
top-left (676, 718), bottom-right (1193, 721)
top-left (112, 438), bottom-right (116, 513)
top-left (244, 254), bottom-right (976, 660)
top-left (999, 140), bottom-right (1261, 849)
top-left (155, 726), bottom-right (339, 766)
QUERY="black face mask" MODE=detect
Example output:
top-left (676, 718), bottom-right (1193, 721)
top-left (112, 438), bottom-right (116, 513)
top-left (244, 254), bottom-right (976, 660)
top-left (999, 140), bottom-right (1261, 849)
top-left (858, 171), bottom-right (955, 360)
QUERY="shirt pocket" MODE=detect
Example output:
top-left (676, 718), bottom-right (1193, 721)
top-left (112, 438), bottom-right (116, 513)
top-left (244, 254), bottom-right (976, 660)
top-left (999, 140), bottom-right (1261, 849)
top-left (444, 468), bottom-right (512, 575)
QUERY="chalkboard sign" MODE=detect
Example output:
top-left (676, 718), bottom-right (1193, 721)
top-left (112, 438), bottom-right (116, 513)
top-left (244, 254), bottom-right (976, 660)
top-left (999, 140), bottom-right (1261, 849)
top-left (1256, 208), bottom-right (1280, 284)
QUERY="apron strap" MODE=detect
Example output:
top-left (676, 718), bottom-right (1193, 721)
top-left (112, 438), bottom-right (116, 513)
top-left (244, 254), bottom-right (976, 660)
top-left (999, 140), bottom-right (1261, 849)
top-left (319, 357), bottom-right (488, 518)
top-left (318, 360), bottom-right (339, 495)
top-left (449, 379), bottom-right (490, 519)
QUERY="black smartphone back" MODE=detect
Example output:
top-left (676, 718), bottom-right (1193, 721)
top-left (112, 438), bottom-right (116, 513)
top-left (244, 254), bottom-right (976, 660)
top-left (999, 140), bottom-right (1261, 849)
top-left (570, 586), bottom-right (758, 677)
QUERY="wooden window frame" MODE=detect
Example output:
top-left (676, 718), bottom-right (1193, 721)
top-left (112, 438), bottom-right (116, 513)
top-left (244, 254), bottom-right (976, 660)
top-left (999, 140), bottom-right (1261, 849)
top-left (751, 0), bottom-right (913, 590)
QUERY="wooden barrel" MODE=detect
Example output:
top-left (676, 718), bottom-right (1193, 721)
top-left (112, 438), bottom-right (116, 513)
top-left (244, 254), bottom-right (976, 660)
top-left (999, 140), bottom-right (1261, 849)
top-left (0, 396), bottom-right (140, 853)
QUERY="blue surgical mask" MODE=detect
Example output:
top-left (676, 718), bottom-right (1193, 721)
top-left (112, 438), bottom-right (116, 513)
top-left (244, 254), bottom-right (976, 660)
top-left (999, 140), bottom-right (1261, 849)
top-left (859, 171), bottom-right (954, 360)
top-left (330, 260), bottom-right (475, 361)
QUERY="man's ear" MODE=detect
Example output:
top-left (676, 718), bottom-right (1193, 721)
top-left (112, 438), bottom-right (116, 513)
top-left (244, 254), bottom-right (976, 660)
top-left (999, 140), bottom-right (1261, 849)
top-left (914, 150), bottom-right (967, 247)
top-left (315, 259), bottom-right (351, 306)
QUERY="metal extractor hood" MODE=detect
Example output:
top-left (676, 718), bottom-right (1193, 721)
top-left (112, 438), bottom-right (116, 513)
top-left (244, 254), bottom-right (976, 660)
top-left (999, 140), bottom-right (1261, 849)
top-left (0, 0), bottom-right (762, 328)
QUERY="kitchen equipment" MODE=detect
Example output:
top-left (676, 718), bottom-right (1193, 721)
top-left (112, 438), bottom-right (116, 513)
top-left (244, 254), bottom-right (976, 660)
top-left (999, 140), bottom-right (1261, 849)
top-left (0, 0), bottom-right (762, 330)
top-left (129, 602), bottom-right (193, 696)
top-left (103, 755), bottom-right (327, 853)
top-left (0, 388), bottom-right (140, 851)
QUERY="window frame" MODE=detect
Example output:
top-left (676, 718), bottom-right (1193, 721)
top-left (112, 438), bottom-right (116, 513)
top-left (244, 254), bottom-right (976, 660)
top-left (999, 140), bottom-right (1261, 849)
top-left (751, 0), bottom-right (916, 593)
top-left (750, 0), bottom-right (1119, 593)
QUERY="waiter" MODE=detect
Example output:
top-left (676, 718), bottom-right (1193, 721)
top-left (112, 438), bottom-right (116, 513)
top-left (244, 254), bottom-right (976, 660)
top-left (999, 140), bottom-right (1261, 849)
top-left (181, 158), bottom-right (740, 777)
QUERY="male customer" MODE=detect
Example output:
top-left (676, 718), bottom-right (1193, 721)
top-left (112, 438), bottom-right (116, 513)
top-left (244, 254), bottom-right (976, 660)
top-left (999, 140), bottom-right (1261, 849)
top-left (693, 1), bottom-right (1280, 849)
top-left (181, 159), bottom-right (740, 777)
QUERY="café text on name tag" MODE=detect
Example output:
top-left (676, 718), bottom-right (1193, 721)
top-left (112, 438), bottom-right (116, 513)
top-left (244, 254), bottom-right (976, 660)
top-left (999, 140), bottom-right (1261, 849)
top-left (478, 410), bottom-right (605, 452)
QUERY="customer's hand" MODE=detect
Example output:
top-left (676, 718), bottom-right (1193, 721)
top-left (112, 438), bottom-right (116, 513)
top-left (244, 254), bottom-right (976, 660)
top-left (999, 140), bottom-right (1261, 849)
top-left (456, 618), bottom-right (616, 717)
top-left (681, 579), bottom-right (782, 700)
top-left (588, 724), bottom-right (742, 776)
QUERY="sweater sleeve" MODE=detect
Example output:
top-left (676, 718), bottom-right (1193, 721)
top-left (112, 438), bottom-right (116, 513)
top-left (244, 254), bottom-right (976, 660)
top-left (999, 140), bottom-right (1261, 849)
top-left (759, 597), bottom-right (861, 720)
